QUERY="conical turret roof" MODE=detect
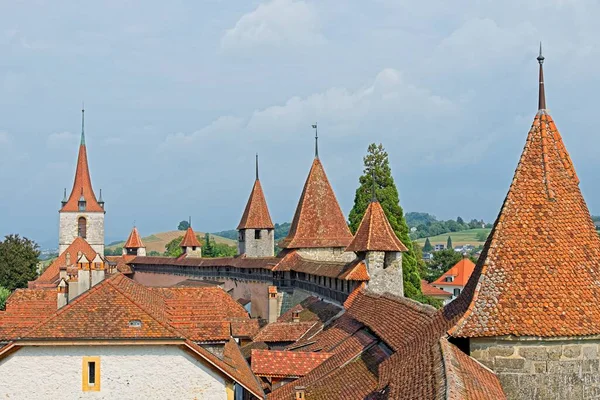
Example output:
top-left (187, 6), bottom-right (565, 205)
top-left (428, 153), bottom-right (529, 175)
top-left (280, 158), bottom-right (353, 249)
top-left (346, 200), bottom-right (407, 253)
top-left (451, 57), bottom-right (600, 337)
top-left (124, 227), bottom-right (144, 249)
top-left (237, 180), bottom-right (274, 230)
top-left (180, 227), bottom-right (201, 248)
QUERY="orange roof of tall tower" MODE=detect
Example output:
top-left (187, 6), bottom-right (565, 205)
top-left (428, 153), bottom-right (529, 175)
top-left (180, 226), bottom-right (202, 248)
top-left (432, 257), bottom-right (475, 287)
top-left (124, 227), bottom-right (145, 249)
top-left (60, 109), bottom-right (103, 213)
top-left (451, 53), bottom-right (600, 338)
top-left (237, 180), bottom-right (274, 230)
top-left (279, 158), bottom-right (353, 249)
top-left (346, 200), bottom-right (408, 253)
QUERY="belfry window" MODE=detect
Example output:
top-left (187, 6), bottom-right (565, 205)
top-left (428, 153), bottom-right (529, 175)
top-left (239, 231), bottom-right (245, 242)
top-left (255, 229), bottom-right (262, 240)
top-left (78, 217), bottom-right (87, 239)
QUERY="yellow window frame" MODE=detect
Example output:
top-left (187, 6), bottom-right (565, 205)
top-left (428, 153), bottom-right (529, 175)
top-left (82, 356), bottom-right (101, 391)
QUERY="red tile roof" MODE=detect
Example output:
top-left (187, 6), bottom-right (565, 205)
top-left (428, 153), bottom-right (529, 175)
top-left (238, 179), bottom-right (274, 230)
top-left (279, 158), bottom-right (353, 249)
top-left (60, 142), bottom-right (103, 212)
top-left (451, 110), bottom-right (600, 338)
top-left (0, 289), bottom-right (56, 340)
top-left (180, 227), bottom-right (202, 248)
top-left (124, 227), bottom-right (144, 249)
top-left (432, 257), bottom-right (475, 287)
top-left (346, 200), bottom-right (408, 253)
top-left (273, 251), bottom-right (367, 280)
top-left (251, 349), bottom-right (332, 378)
top-left (420, 280), bottom-right (452, 298)
top-left (254, 321), bottom-right (316, 343)
top-left (33, 237), bottom-right (98, 285)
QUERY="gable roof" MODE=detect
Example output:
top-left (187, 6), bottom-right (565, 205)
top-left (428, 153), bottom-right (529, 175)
top-left (346, 200), bottom-right (408, 253)
top-left (279, 158), bottom-right (353, 249)
top-left (238, 179), bottom-right (274, 230)
top-left (34, 237), bottom-right (98, 285)
top-left (180, 227), bottom-right (202, 248)
top-left (450, 108), bottom-right (600, 338)
top-left (432, 257), bottom-right (475, 287)
top-left (251, 350), bottom-right (332, 378)
top-left (60, 130), bottom-right (103, 212)
top-left (124, 227), bottom-right (145, 249)
top-left (420, 280), bottom-right (452, 298)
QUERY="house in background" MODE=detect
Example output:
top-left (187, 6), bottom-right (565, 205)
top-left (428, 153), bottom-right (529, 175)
top-left (420, 280), bottom-right (452, 304)
top-left (431, 256), bottom-right (476, 303)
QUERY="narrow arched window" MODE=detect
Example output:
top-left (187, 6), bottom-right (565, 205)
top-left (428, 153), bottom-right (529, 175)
top-left (78, 217), bottom-right (87, 238)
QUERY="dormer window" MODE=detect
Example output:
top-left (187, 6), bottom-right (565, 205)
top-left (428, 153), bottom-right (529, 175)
top-left (78, 195), bottom-right (86, 211)
top-left (445, 276), bottom-right (454, 283)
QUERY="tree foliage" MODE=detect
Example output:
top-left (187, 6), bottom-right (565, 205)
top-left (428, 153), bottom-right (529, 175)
top-left (423, 238), bottom-right (433, 252)
top-left (447, 236), bottom-right (453, 250)
top-left (348, 143), bottom-right (423, 301)
top-left (104, 247), bottom-right (123, 256)
top-left (0, 235), bottom-right (40, 290)
top-left (0, 286), bottom-right (11, 310)
top-left (178, 220), bottom-right (190, 231)
top-left (164, 234), bottom-right (237, 258)
top-left (424, 249), bottom-right (463, 282)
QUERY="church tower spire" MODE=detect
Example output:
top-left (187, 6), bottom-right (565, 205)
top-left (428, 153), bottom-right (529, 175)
top-left (58, 107), bottom-right (105, 256)
top-left (537, 43), bottom-right (546, 111)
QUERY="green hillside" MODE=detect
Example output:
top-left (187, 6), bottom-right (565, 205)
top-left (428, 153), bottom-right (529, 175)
top-left (416, 228), bottom-right (491, 247)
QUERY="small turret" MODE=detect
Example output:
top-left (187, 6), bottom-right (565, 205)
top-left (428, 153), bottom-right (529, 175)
top-left (123, 226), bottom-right (146, 256)
top-left (180, 218), bottom-right (202, 258)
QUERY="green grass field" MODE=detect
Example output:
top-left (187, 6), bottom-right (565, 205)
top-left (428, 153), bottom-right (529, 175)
top-left (106, 230), bottom-right (236, 254)
top-left (415, 228), bottom-right (491, 247)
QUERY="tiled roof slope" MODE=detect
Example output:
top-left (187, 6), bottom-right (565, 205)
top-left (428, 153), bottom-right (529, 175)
top-left (180, 227), bottom-right (202, 248)
top-left (432, 257), bottom-right (475, 287)
top-left (346, 200), bottom-right (408, 253)
top-left (273, 251), bottom-right (368, 281)
top-left (451, 110), bottom-right (600, 338)
top-left (254, 321), bottom-right (316, 343)
top-left (33, 237), bottom-right (98, 285)
top-left (131, 255), bottom-right (280, 270)
top-left (238, 179), bottom-right (274, 230)
top-left (421, 280), bottom-right (452, 297)
top-left (251, 349), bottom-right (332, 378)
top-left (60, 140), bottom-right (103, 212)
top-left (0, 289), bottom-right (56, 340)
top-left (279, 158), bottom-right (353, 249)
top-left (124, 227), bottom-right (144, 248)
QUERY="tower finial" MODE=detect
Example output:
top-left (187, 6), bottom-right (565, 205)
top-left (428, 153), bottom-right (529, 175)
top-left (371, 168), bottom-right (377, 202)
top-left (312, 123), bottom-right (318, 158)
top-left (189, 216), bottom-right (192, 228)
top-left (537, 43), bottom-right (546, 110)
top-left (256, 153), bottom-right (259, 180)
top-left (81, 103), bottom-right (86, 145)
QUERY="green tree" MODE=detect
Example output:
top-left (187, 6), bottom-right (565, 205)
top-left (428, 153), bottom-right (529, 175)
top-left (164, 235), bottom-right (236, 258)
top-left (456, 216), bottom-right (464, 225)
top-left (0, 286), bottom-right (11, 310)
top-left (447, 236), bottom-right (453, 250)
top-left (164, 236), bottom-right (184, 257)
top-left (203, 233), bottom-right (215, 257)
top-left (0, 235), bottom-right (40, 290)
top-left (425, 249), bottom-right (463, 282)
top-left (148, 251), bottom-right (161, 256)
top-left (423, 238), bottom-right (433, 252)
top-left (475, 230), bottom-right (490, 242)
top-left (348, 143), bottom-right (423, 301)
top-left (178, 220), bottom-right (190, 231)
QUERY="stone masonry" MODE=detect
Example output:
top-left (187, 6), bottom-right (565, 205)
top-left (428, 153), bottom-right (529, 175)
top-left (364, 251), bottom-right (404, 297)
top-left (59, 212), bottom-right (104, 255)
top-left (470, 337), bottom-right (600, 399)
top-left (238, 228), bottom-right (274, 258)
top-left (296, 247), bottom-right (356, 263)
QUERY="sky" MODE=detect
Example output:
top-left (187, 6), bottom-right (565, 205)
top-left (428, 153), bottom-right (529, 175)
top-left (1, 0), bottom-right (599, 248)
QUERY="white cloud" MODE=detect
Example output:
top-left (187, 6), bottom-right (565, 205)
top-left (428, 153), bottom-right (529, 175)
top-left (221, 0), bottom-right (324, 50)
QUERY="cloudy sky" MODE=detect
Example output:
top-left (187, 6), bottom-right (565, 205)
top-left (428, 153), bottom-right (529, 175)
top-left (1, 0), bottom-right (599, 247)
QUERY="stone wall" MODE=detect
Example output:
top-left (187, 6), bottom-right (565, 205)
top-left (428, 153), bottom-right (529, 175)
top-left (59, 211), bottom-right (104, 255)
top-left (470, 337), bottom-right (600, 399)
top-left (365, 251), bottom-right (404, 297)
top-left (238, 228), bottom-right (274, 257)
top-left (296, 247), bottom-right (356, 263)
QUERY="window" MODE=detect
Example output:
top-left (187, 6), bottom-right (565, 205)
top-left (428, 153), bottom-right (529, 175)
top-left (255, 229), bottom-right (262, 239)
top-left (445, 276), bottom-right (454, 282)
top-left (78, 217), bottom-right (87, 238)
top-left (453, 288), bottom-right (461, 296)
top-left (239, 230), bottom-right (245, 242)
top-left (82, 357), bottom-right (100, 391)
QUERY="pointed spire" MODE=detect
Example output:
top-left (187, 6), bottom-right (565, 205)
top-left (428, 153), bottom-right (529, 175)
top-left (256, 153), bottom-right (259, 181)
top-left (124, 226), bottom-right (144, 249)
top-left (238, 169), bottom-right (274, 230)
top-left (312, 123), bottom-right (318, 158)
top-left (188, 216), bottom-right (192, 228)
top-left (81, 103), bottom-right (86, 145)
top-left (62, 188), bottom-right (67, 205)
top-left (346, 200), bottom-right (408, 253)
top-left (537, 42), bottom-right (546, 110)
top-left (180, 225), bottom-right (202, 248)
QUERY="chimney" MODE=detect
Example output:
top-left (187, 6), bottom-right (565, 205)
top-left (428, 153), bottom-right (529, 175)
top-left (57, 278), bottom-right (69, 309)
top-left (268, 286), bottom-right (279, 324)
top-left (295, 386), bottom-right (306, 400)
top-left (66, 252), bottom-right (71, 266)
top-left (292, 309), bottom-right (300, 323)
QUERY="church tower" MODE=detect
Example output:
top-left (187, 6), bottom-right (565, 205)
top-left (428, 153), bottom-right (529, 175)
top-left (58, 108), bottom-right (105, 255)
top-left (237, 154), bottom-right (274, 257)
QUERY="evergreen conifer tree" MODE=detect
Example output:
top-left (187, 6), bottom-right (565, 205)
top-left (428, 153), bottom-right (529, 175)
top-left (423, 238), bottom-right (433, 252)
top-left (447, 236), bottom-right (453, 250)
top-left (348, 143), bottom-right (423, 300)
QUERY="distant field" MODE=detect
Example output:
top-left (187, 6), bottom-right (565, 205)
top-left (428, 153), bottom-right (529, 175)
top-left (415, 228), bottom-right (491, 247)
top-left (106, 230), bottom-right (236, 254)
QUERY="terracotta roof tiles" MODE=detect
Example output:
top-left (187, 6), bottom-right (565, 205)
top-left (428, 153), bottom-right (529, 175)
top-left (123, 227), bottom-right (144, 249)
top-left (432, 257), bottom-right (475, 287)
top-left (421, 280), bottom-right (452, 298)
top-left (238, 179), bottom-right (274, 230)
top-left (251, 349), bottom-right (332, 378)
top-left (279, 158), bottom-right (353, 249)
top-left (346, 200), bottom-right (408, 253)
top-left (33, 237), bottom-right (98, 285)
top-left (60, 142), bottom-right (103, 212)
top-left (254, 321), bottom-right (317, 343)
top-left (180, 227), bottom-right (202, 248)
